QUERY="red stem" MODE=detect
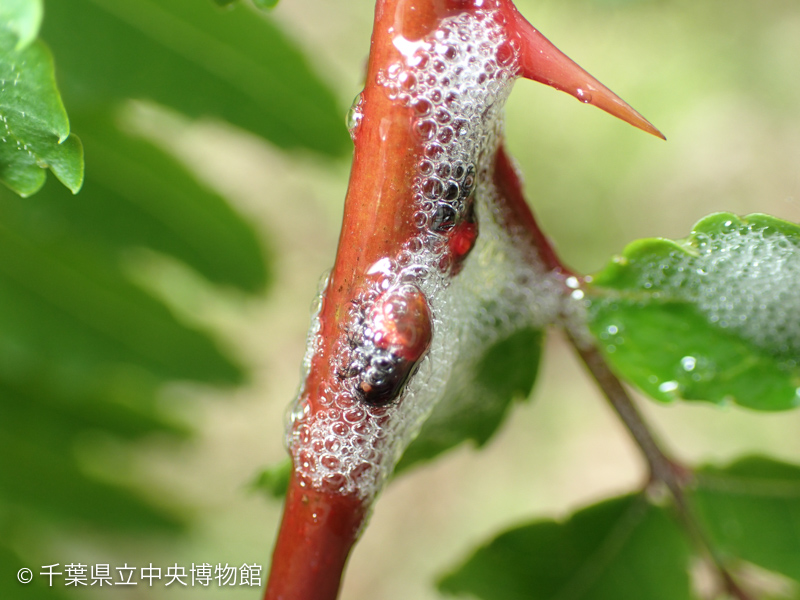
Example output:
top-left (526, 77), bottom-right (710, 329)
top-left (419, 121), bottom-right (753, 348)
top-left (265, 2), bottom-right (451, 598)
top-left (265, 471), bottom-right (366, 600)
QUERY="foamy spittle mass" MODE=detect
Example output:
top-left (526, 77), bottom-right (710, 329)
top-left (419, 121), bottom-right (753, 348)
top-left (287, 9), bottom-right (565, 500)
top-left (635, 220), bottom-right (800, 359)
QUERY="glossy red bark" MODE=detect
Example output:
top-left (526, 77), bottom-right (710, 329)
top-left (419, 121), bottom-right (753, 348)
top-left (265, 472), bottom-right (365, 600)
top-left (265, 3), bottom-right (441, 598)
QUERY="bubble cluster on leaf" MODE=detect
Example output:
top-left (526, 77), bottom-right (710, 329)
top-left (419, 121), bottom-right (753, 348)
top-left (634, 216), bottom-right (800, 359)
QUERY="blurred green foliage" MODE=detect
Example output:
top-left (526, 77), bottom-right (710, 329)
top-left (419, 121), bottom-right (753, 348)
top-left (439, 493), bottom-right (693, 600)
top-left (251, 459), bottom-right (292, 499)
top-left (440, 457), bottom-right (800, 600)
top-left (41, 0), bottom-right (347, 157)
top-left (0, 0), bottom-right (345, 595)
top-left (0, 0), bottom-right (43, 50)
top-left (215, 0), bottom-right (281, 10)
top-left (507, 0), bottom-right (800, 274)
top-left (693, 456), bottom-right (800, 584)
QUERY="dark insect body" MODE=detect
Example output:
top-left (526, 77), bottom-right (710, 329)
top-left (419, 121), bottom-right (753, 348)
top-left (353, 285), bottom-right (433, 406)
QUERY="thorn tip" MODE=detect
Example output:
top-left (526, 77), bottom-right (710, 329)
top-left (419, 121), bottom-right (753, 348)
top-left (503, 3), bottom-right (665, 139)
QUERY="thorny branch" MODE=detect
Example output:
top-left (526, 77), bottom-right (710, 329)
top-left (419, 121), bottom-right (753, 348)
top-left (266, 2), bottom-right (756, 598)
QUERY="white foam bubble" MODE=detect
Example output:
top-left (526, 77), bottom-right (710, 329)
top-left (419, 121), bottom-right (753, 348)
top-left (633, 220), bottom-right (800, 358)
top-left (287, 8), bottom-right (566, 500)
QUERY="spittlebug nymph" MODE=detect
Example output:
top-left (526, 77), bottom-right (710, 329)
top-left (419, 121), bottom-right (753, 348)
top-left (351, 284), bottom-right (433, 406)
top-left (430, 164), bottom-right (478, 275)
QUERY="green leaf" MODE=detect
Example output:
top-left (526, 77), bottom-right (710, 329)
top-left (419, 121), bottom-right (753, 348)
top-left (439, 494), bottom-right (693, 600)
top-left (0, 137), bottom-right (252, 565)
top-left (586, 213), bottom-right (800, 411)
top-left (0, 108), bottom-right (270, 568)
top-left (252, 0), bottom-right (280, 10)
top-left (0, 375), bottom-right (187, 448)
top-left (691, 456), bottom-right (800, 584)
top-left (396, 327), bottom-right (543, 473)
top-left (251, 459), bottom-right (292, 499)
top-left (0, 427), bottom-right (185, 534)
top-left (0, 31), bottom-right (83, 196)
top-left (214, 0), bottom-right (279, 9)
top-left (0, 544), bottom-right (73, 600)
top-left (0, 0), bottom-right (281, 580)
top-left (0, 98), bottom-right (268, 556)
top-left (0, 209), bottom-right (244, 386)
top-left (41, 0), bottom-right (348, 156)
top-left (0, 353), bottom-right (188, 540)
top-left (0, 0), bottom-right (43, 50)
top-left (25, 110), bottom-right (269, 293)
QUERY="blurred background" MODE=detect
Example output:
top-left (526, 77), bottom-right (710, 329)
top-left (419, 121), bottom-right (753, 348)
top-left (4, 0), bottom-right (800, 598)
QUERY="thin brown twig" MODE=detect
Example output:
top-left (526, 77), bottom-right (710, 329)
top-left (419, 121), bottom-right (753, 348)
top-left (565, 332), bottom-right (755, 600)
